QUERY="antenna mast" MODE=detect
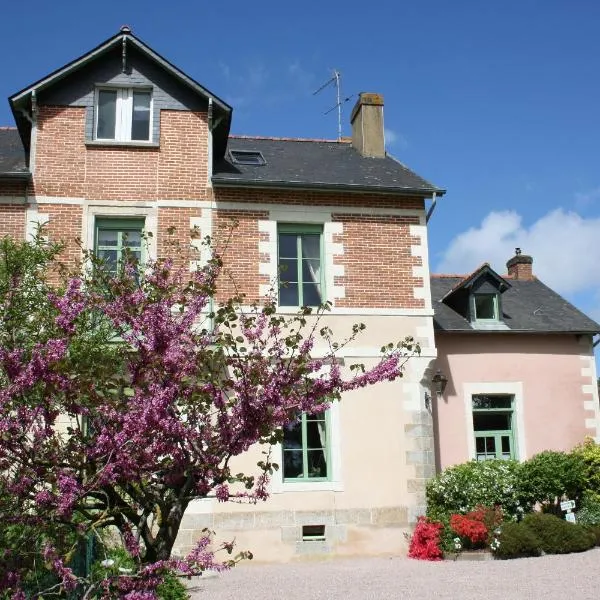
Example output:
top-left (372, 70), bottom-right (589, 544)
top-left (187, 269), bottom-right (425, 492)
top-left (313, 69), bottom-right (343, 140)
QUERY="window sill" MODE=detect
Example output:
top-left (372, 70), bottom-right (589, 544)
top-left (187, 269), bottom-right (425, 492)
top-left (272, 480), bottom-right (343, 493)
top-left (86, 140), bottom-right (160, 149)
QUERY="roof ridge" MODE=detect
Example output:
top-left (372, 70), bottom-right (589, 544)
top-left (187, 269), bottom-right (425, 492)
top-left (228, 135), bottom-right (350, 143)
top-left (0, 127), bottom-right (17, 130)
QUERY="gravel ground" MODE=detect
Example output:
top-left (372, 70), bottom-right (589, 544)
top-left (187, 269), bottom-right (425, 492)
top-left (188, 549), bottom-right (600, 600)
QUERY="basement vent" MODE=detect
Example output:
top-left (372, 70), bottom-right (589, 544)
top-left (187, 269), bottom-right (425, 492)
top-left (302, 525), bottom-right (326, 541)
top-left (229, 149), bottom-right (266, 166)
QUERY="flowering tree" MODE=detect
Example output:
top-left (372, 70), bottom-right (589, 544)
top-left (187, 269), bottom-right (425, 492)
top-left (0, 232), bottom-right (417, 598)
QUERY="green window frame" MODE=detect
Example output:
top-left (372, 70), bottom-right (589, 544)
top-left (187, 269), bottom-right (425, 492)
top-left (277, 224), bottom-right (324, 307)
top-left (282, 411), bottom-right (330, 481)
top-left (471, 293), bottom-right (499, 321)
top-left (472, 394), bottom-right (517, 461)
top-left (94, 218), bottom-right (145, 275)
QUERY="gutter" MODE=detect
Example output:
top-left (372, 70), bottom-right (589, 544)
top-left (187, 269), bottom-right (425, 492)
top-left (0, 171), bottom-right (31, 181)
top-left (211, 178), bottom-right (446, 197)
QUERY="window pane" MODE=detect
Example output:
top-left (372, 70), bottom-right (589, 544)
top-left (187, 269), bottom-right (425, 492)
top-left (97, 90), bottom-right (117, 139)
top-left (97, 249), bottom-right (118, 273)
top-left (131, 91), bottom-right (151, 141)
top-left (278, 234), bottom-right (298, 259)
top-left (279, 258), bottom-right (298, 283)
top-left (306, 449), bottom-right (327, 478)
top-left (303, 282), bottom-right (322, 306)
top-left (474, 294), bottom-right (496, 319)
top-left (97, 229), bottom-right (118, 247)
top-left (283, 450), bottom-right (303, 478)
top-left (301, 234), bottom-right (320, 259)
top-left (279, 283), bottom-right (299, 306)
top-left (122, 230), bottom-right (142, 248)
top-left (472, 395), bottom-right (512, 410)
top-left (473, 412), bottom-right (511, 431)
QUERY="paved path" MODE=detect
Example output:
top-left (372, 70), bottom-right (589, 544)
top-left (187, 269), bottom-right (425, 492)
top-left (189, 549), bottom-right (600, 600)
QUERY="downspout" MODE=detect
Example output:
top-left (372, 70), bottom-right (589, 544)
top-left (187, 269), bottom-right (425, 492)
top-left (206, 97), bottom-right (215, 329)
top-left (425, 192), bottom-right (437, 223)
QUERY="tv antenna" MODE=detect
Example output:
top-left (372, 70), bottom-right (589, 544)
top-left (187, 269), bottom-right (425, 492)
top-left (313, 70), bottom-right (353, 140)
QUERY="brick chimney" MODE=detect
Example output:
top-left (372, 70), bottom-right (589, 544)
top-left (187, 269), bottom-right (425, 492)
top-left (350, 93), bottom-right (385, 158)
top-left (506, 248), bottom-right (533, 280)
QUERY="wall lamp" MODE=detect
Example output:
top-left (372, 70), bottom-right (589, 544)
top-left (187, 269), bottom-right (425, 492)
top-left (425, 369), bottom-right (448, 410)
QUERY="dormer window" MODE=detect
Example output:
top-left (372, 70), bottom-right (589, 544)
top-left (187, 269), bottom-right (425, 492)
top-left (95, 88), bottom-right (152, 142)
top-left (472, 293), bottom-right (499, 321)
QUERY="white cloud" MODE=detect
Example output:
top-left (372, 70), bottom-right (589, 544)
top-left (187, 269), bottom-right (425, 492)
top-left (436, 209), bottom-right (600, 297)
top-left (384, 128), bottom-right (408, 150)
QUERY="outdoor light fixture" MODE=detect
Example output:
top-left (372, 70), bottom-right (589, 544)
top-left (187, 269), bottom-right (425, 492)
top-left (424, 369), bottom-right (448, 411)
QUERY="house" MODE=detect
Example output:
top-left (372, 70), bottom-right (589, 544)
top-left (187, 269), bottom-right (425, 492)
top-left (0, 27), bottom-right (445, 560)
top-left (430, 253), bottom-right (600, 471)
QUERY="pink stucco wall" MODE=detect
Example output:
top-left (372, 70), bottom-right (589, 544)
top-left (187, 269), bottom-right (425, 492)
top-left (434, 333), bottom-right (595, 470)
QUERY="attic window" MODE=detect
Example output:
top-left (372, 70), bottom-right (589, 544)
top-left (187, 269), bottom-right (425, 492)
top-left (229, 150), bottom-right (266, 166)
top-left (472, 293), bottom-right (499, 321)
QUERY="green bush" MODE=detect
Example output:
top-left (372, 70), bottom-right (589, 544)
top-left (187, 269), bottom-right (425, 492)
top-left (493, 522), bottom-right (541, 559)
top-left (518, 451), bottom-right (586, 510)
top-left (572, 438), bottom-right (600, 500)
top-left (522, 512), bottom-right (595, 554)
top-left (576, 493), bottom-right (600, 525)
top-left (582, 525), bottom-right (600, 547)
top-left (426, 460), bottom-right (526, 521)
top-left (157, 572), bottom-right (190, 600)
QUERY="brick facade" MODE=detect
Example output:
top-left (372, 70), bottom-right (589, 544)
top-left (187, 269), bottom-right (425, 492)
top-left (0, 203), bottom-right (26, 239)
top-left (32, 106), bottom-right (208, 201)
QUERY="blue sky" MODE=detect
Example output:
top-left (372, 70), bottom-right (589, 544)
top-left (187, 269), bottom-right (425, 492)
top-left (2, 1), bottom-right (600, 340)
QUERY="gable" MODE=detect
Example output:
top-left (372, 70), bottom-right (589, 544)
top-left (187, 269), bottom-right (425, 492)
top-left (9, 28), bottom-right (231, 158)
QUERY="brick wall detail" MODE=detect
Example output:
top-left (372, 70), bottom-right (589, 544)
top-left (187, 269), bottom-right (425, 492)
top-left (333, 214), bottom-right (424, 309)
top-left (32, 106), bottom-right (208, 200)
top-left (0, 203), bottom-right (26, 238)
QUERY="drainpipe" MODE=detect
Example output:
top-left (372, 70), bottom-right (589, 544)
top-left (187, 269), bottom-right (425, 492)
top-left (425, 192), bottom-right (437, 223)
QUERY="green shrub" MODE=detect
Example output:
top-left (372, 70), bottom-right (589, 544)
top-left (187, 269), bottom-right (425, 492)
top-left (426, 460), bottom-right (526, 521)
top-left (157, 572), bottom-right (190, 600)
top-left (518, 451), bottom-right (586, 511)
top-left (572, 438), bottom-right (600, 500)
top-left (493, 522), bottom-right (541, 559)
top-left (576, 492), bottom-right (600, 525)
top-left (522, 512), bottom-right (595, 554)
top-left (582, 525), bottom-right (600, 547)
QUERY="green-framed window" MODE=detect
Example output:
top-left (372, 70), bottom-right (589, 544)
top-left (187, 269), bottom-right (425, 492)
top-left (282, 412), bottom-right (330, 481)
top-left (94, 218), bottom-right (145, 275)
top-left (472, 394), bottom-right (516, 461)
top-left (277, 224), bottom-right (324, 307)
top-left (471, 293), bottom-right (499, 321)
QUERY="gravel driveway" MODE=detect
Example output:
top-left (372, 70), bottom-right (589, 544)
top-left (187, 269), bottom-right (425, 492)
top-left (189, 549), bottom-right (600, 600)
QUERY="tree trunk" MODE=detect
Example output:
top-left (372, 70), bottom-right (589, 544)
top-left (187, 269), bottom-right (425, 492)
top-left (144, 500), bottom-right (189, 563)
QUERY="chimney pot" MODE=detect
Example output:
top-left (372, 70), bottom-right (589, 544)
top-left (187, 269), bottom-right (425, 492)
top-left (350, 92), bottom-right (385, 158)
top-left (506, 250), bottom-right (533, 280)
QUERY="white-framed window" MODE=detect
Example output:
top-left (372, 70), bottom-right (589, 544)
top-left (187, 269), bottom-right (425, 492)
top-left (95, 88), bottom-right (152, 142)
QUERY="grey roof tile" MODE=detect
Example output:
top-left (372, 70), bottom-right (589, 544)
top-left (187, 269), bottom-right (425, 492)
top-left (431, 275), bottom-right (600, 334)
top-left (212, 137), bottom-right (445, 194)
top-left (0, 128), bottom-right (28, 175)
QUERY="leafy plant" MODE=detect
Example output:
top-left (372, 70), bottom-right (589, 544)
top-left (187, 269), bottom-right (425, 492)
top-left (449, 514), bottom-right (488, 547)
top-left (493, 522), bottom-right (541, 560)
top-left (572, 437), bottom-right (600, 500)
top-left (518, 451), bottom-right (586, 512)
top-left (576, 492), bottom-right (600, 525)
top-left (408, 517), bottom-right (444, 561)
top-left (157, 572), bottom-right (190, 600)
top-left (522, 512), bottom-right (595, 554)
top-left (426, 460), bottom-right (526, 522)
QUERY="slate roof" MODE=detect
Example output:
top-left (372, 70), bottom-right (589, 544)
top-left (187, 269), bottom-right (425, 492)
top-left (0, 128), bottom-right (28, 177)
top-left (431, 275), bottom-right (600, 334)
top-left (212, 137), bottom-right (445, 195)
